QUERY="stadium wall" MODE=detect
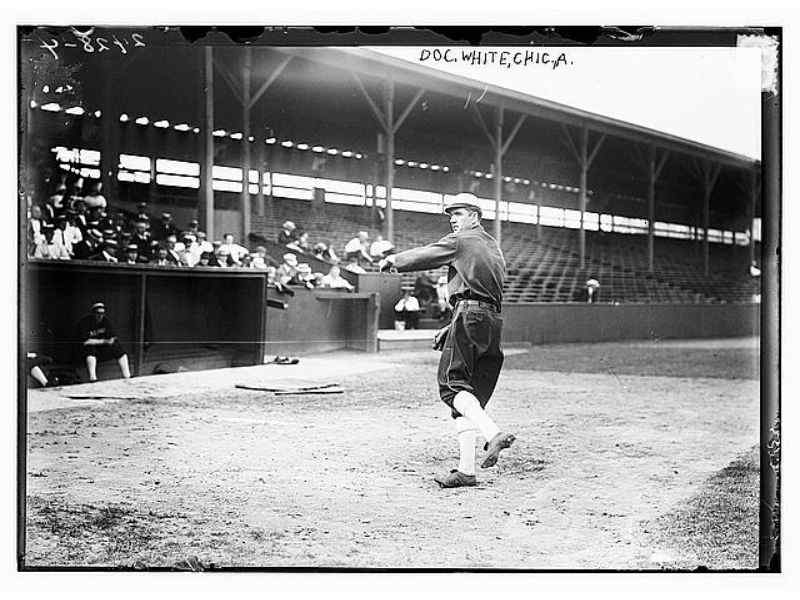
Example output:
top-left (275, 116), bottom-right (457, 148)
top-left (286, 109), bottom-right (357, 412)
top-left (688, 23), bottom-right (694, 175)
top-left (501, 303), bottom-right (760, 344)
top-left (264, 288), bottom-right (379, 356)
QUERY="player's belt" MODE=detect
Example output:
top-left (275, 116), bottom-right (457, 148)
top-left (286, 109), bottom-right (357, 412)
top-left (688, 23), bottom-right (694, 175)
top-left (451, 297), bottom-right (500, 313)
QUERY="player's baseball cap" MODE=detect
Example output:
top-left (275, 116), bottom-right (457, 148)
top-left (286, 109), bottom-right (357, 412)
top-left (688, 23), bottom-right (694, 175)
top-left (444, 193), bottom-right (482, 217)
top-left (91, 302), bottom-right (106, 312)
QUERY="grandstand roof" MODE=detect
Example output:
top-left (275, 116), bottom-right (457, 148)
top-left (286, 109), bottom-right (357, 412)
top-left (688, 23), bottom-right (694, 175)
top-left (24, 31), bottom-right (760, 224)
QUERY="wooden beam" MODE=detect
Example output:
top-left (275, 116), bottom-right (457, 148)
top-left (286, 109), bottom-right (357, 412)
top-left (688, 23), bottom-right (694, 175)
top-left (352, 72), bottom-right (387, 131)
top-left (560, 123), bottom-right (581, 164)
top-left (470, 103), bottom-right (496, 149)
top-left (383, 79), bottom-right (395, 243)
top-left (654, 149), bottom-right (670, 181)
top-left (393, 87), bottom-right (425, 134)
top-left (501, 114), bottom-right (527, 157)
top-left (248, 55), bottom-right (292, 109)
top-left (493, 105), bottom-right (504, 243)
top-left (241, 48), bottom-right (252, 240)
top-left (202, 47), bottom-right (215, 240)
top-left (214, 56), bottom-right (244, 106)
top-left (587, 133), bottom-right (607, 168)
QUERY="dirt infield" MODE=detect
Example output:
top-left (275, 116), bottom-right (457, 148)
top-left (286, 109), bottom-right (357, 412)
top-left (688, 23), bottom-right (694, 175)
top-left (23, 337), bottom-right (759, 570)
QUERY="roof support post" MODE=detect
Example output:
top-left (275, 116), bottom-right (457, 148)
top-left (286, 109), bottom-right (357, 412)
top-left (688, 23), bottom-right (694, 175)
top-left (241, 48), bottom-right (252, 242)
top-left (647, 145), bottom-right (670, 272)
top-left (702, 161), bottom-right (721, 277)
top-left (578, 125), bottom-right (588, 270)
top-left (201, 47), bottom-right (215, 241)
top-left (749, 167), bottom-right (758, 267)
top-left (493, 105), bottom-right (504, 243)
top-left (100, 67), bottom-right (119, 208)
top-left (256, 139), bottom-right (265, 217)
top-left (382, 79), bottom-right (395, 244)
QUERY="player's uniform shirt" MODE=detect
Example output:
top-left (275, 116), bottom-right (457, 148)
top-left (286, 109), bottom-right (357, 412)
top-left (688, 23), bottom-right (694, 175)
top-left (76, 315), bottom-right (125, 360)
top-left (391, 223), bottom-right (505, 309)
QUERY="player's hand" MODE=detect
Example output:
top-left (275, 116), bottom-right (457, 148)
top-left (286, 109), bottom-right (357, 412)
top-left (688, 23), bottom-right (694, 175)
top-left (432, 324), bottom-right (450, 351)
top-left (378, 256), bottom-right (396, 272)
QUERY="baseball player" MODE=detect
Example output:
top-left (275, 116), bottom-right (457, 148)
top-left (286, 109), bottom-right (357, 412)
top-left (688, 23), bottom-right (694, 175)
top-left (379, 192), bottom-right (515, 488)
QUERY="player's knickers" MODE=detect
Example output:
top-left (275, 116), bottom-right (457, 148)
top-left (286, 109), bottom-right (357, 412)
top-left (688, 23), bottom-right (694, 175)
top-left (437, 303), bottom-right (504, 419)
top-left (83, 340), bottom-right (126, 362)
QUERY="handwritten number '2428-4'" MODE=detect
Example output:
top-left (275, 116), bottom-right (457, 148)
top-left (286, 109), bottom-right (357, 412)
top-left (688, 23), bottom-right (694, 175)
top-left (38, 33), bottom-right (146, 60)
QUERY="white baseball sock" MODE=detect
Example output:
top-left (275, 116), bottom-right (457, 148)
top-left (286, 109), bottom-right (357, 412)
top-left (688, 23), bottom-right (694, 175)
top-left (454, 417), bottom-right (477, 476)
top-left (453, 391), bottom-right (500, 443)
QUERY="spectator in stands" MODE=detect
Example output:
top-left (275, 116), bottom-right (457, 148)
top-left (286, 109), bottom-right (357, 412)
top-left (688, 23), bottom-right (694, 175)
top-left (240, 253), bottom-right (254, 268)
top-left (194, 231), bottom-right (214, 254)
top-left (66, 177), bottom-right (84, 210)
top-left (180, 233), bottom-right (199, 267)
top-left (151, 246), bottom-right (171, 266)
top-left (220, 232), bottom-right (248, 265)
top-left (344, 255), bottom-right (366, 275)
top-left (320, 264), bottom-right (354, 291)
top-left (414, 271), bottom-right (438, 306)
top-left (394, 290), bottom-right (421, 330)
top-left (296, 263), bottom-right (316, 288)
top-left (32, 223), bottom-right (55, 259)
top-left (186, 219), bottom-right (200, 236)
top-left (277, 253), bottom-right (300, 285)
top-left (251, 246), bottom-right (270, 269)
top-left (93, 207), bottom-right (114, 232)
top-left (47, 215), bottom-right (71, 260)
top-left (196, 251), bottom-right (215, 267)
top-left (83, 181), bottom-right (107, 210)
top-left (312, 242), bottom-right (339, 263)
top-left (72, 227), bottom-right (102, 260)
top-left (278, 220), bottom-right (297, 245)
top-left (122, 244), bottom-right (141, 265)
top-left (344, 231), bottom-right (373, 265)
top-left (164, 234), bottom-right (183, 265)
top-left (28, 205), bottom-right (47, 254)
top-left (72, 200), bottom-right (89, 234)
top-left (135, 202), bottom-right (152, 223)
top-left (369, 234), bottom-right (394, 260)
top-left (63, 211), bottom-right (84, 257)
top-left (77, 301), bottom-right (131, 382)
top-left (49, 183), bottom-right (68, 212)
top-left (286, 231), bottom-right (311, 254)
top-left (436, 274), bottom-right (451, 322)
top-left (131, 219), bottom-right (152, 259)
top-left (574, 278), bottom-right (601, 303)
top-left (153, 212), bottom-right (179, 241)
top-left (40, 190), bottom-right (60, 223)
top-left (91, 239), bottom-right (119, 263)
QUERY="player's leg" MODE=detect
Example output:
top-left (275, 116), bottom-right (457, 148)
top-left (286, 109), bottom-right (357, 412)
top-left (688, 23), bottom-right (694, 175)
top-left (455, 416), bottom-right (478, 475)
top-left (117, 354), bottom-right (131, 378)
top-left (108, 341), bottom-right (131, 379)
top-left (30, 365), bottom-right (48, 387)
top-left (86, 355), bottom-right (98, 381)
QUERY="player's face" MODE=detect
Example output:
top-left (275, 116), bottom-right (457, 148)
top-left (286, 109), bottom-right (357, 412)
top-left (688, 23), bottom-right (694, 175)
top-left (449, 208), bottom-right (477, 233)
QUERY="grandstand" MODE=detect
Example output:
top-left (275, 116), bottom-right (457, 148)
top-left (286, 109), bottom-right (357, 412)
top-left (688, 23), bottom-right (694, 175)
top-left (250, 194), bottom-right (758, 305)
top-left (19, 33), bottom-right (763, 364)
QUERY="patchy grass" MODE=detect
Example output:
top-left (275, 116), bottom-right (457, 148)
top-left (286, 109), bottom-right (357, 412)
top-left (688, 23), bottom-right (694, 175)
top-left (642, 445), bottom-right (759, 570)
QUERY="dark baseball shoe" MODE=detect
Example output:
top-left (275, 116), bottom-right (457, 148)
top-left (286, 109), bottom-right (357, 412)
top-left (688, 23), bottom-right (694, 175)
top-left (481, 432), bottom-right (516, 468)
top-left (434, 469), bottom-right (477, 488)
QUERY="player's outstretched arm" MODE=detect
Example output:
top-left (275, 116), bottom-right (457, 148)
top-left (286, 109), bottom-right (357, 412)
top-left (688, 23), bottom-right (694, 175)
top-left (383, 234), bottom-right (458, 273)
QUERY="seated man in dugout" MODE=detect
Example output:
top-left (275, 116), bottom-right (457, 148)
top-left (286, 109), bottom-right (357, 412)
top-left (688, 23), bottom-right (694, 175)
top-left (76, 302), bottom-right (132, 382)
